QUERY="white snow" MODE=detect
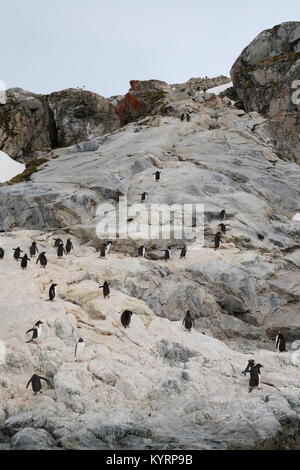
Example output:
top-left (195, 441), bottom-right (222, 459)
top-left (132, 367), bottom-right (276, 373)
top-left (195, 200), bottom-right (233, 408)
top-left (206, 82), bottom-right (233, 96)
top-left (292, 213), bottom-right (300, 222)
top-left (0, 151), bottom-right (25, 183)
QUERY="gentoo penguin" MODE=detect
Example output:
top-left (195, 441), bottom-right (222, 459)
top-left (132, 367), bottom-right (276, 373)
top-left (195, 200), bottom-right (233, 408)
top-left (66, 238), bottom-right (74, 254)
top-left (242, 359), bottom-right (256, 376)
top-left (164, 247), bottom-right (172, 261)
top-left (26, 321), bottom-right (44, 343)
top-left (180, 113), bottom-right (185, 121)
top-left (75, 338), bottom-right (85, 362)
top-left (182, 311), bottom-right (195, 332)
top-left (121, 310), bottom-right (133, 328)
top-left (57, 242), bottom-right (66, 258)
top-left (0, 248), bottom-right (4, 259)
top-left (99, 281), bottom-right (110, 299)
top-left (214, 232), bottom-right (222, 250)
top-left (53, 238), bottom-right (63, 248)
top-left (248, 364), bottom-right (263, 393)
top-left (186, 112), bottom-right (191, 122)
top-left (105, 242), bottom-right (112, 255)
top-left (20, 254), bottom-right (31, 270)
top-left (47, 283), bottom-right (57, 301)
top-left (29, 242), bottom-right (39, 257)
top-left (153, 171), bottom-right (162, 182)
top-left (138, 246), bottom-right (145, 257)
top-left (26, 374), bottom-right (51, 395)
top-left (219, 210), bottom-right (226, 221)
top-left (139, 192), bottom-right (149, 202)
top-left (218, 223), bottom-right (230, 234)
top-left (36, 252), bottom-right (47, 268)
top-left (180, 246), bottom-right (187, 259)
top-left (276, 331), bottom-right (287, 352)
top-left (13, 247), bottom-right (23, 260)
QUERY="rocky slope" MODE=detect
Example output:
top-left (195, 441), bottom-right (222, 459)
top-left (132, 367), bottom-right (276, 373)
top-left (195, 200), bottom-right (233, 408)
top-left (1, 22), bottom-right (300, 450)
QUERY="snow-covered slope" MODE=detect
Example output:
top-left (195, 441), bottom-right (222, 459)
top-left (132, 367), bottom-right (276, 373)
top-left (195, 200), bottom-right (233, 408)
top-left (206, 81), bottom-right (233, 95)
top-left (0, 151), bottom-right (25, 183)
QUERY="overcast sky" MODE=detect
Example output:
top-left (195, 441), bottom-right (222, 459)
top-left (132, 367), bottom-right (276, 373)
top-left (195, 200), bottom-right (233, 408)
top-left (1, 0), bottom-right (299, 97)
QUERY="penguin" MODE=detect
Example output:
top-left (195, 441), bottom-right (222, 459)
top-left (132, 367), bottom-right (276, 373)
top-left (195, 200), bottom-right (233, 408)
top-left (138, 246), bottom-right (145, 257)
top-left (218, 223), bottom-right (230, 234)
top-left (186, 112), bottom-right (191, 122)
top-left (219, 210), bottom-right (226, 221)
top-left (180, 246), bottom-right (187, 259)
top-left (47, 283), bottom-right (57, 301)
top-left (26, 374), bottom-right (51, 395)
top-left (214, 232), bottom-right (222, 250)
top-left (242, 359), bottom-right (256, 376)
top-left (75, 338), bottom-right (85, 362)
top-left (26, 321), bottom-right (44, 343)
top-left (257, 234), bottom-right (265, 241)
top-left (182, 311), bottom-right (195, 332)
top-left (153, 171), bottom-right (162, 182)
top-left (248, 364), bottom-right (263, 393)
top-left (13, 247), bottom-right (23, 261)
top-left (276, 331), bottom-right (287, 352)
top-left (180, 113), bottom-right (185, 121)
top-left (139, 192), bottom-right (149, 202)
top-left (57, 242), bottom-right (66, 258)
top-left (29, 242), bottom-right (39, 257)
top-left (105, 242), bottom-right (112, 256)
top-left (121, 310), bottom-right (133, 329)
top-left (53, 238), bottom-right (63, 248)
top-left (36, 252), bottom-right (47, 268)
top-left (164, 247), bottom-right (172, 261)
top-left (99, 281), bottom-right (110, 299)
top-left (0, 248), bottom-right (4, 259)
top-left (20, 254), bottom-right (31, 270)
top-left (66, 238), bottom-right (74, 255)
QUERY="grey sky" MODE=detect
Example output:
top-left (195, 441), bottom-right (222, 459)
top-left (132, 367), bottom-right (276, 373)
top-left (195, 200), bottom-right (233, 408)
top-left (1, 0), bottom-right (299, 97)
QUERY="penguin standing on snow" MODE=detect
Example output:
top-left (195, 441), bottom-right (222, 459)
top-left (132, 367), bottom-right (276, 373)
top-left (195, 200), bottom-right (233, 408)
top-left (99, 281), bottom-right (110, 299)
top-left (57, 242), bottom-right (66, 258)
top-left (138, 246), bottom-right (145, 258)
top-left (30, 242), bottom-right (39, 257)
top-left (139, 192), bottom-right (149, 202)
top-left (180, 246), bottom-right (187, 259)
top-left (26, 374), bottom-right (51, 395)
top-left (105, 242), bottom-right (112, 255)
top-left (183, 311), bottom-right (195, 332)
top-left (214, 232), bottom-right (222, 250)
top-left (47, 283), bottom-right (57, 301)
top-left (219, 210), bottom-right (226, 221)
top-left (36, 252), bottom-right (47, 268)
top-left (53, 238), bottom-right (63, 248)
top-left (66, 238), bottom-right (74, 255)
top-left (276, 331), bottom-right (287, 352)
top-left (26, 321), bottom-right (44, 343)
top-left (13, 247), bottom-right (23, 261)
top-left (153, 171), bottom-right (162, 182)
top-left (0, 248), bottom-right (4, 259)
top-left (242, 359), bottom-right (256, 376)
top-left (164, 247), bottom-right (172, 261)
top-left (75, 338), bottom-right (85, 362)
top-left (121, 310), bottom-right (133, 329)
top-left (248, 363), bottom-right (263, 393)
top-left (20, 254), bottom-right (31, 270)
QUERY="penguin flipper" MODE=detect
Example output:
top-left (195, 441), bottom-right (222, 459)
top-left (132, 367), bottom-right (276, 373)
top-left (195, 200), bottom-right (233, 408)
top-left (26, 328), bottom-right (34, 334)
top-left (26, 378), bottom-right (32, 389)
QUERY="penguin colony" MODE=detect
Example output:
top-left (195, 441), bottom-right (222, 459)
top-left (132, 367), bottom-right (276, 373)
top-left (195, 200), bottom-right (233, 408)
top-left (0, 178), bottom-right (287, 395)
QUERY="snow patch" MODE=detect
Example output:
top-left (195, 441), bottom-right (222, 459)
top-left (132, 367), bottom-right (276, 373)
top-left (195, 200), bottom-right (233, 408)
top-left (206, 82), bottom-right (233, 96)
top-left (0, 151), bottom-right (25, 183)
top-left (292, 213), bottom-right (300, 222)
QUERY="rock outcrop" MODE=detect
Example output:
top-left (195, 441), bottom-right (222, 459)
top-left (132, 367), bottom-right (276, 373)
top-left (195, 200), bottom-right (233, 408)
top-left (231, 22), bottom-right (300, 163)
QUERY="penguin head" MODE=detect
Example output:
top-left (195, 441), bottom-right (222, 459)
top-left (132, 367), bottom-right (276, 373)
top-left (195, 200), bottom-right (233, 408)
top-left (36, 321), bottom-right (43, 326)
top-left (78, 338), bottom-right (84, 343)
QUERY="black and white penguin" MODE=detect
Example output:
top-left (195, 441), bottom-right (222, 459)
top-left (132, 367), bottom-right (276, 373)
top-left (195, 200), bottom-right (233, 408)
top-left (36, 252), bottom-right (47, 268)
top-left (121, 310), bottom-right (133, 329)
top-left (138, 246), bottom-right (145, 257)
top-left (139, 192), bottom-right (149, 202)
top-left (242, 359), bottom-right (256, 376)
top-left (105, 242), bottom-right (112, 256)
top-left (57, 242), bottom-right (66, 258)
top-left (13, 247), bottom-right (23, 261)
top-left (186, 112), bottom-right (191, 122)
top-left (276, 331), bottom-right (287, 352)
top-left (20, 254), bottom-right (31, 270)
top-left (47, 283), bottom-right (57, 301)
top-left (180, 246), bottom-right (187, 259)
top-left (164, 247), bottom-right (172, 261)
top-left (0, 248), bottom-right (4, 259)
top-left (30, 242), bottom-right (39, 257)
top-left (26, 374), bottom-right (51, 395)
top-left (182, 311), bottom-right (195, 332)
top-left (26, 321), bottom-right (44, 343)
top-left (66, 238), bottom-right (74, 255)
top-left (214, 232), bottom-right (222, 250)
top-left (153, 171), bottom-right (162, 181)
top-left (248, 364), bottom-right (263, 393)
top-left (53, 238), bottom-right (63, 248)
top-left (219, 210), bottom-right (226, 221)
top-left (99, 281), bottom-right (110, 299)
top-left (75, 338), bottom-right (85, 362)
top-left (218, 223), bottom-right (230, 234)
